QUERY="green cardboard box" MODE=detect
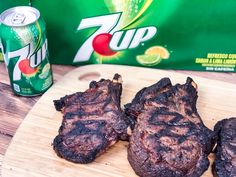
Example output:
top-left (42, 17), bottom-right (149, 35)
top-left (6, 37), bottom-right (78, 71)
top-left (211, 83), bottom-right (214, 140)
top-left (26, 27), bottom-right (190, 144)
top-left (1, 0), bottom-right (236, 72)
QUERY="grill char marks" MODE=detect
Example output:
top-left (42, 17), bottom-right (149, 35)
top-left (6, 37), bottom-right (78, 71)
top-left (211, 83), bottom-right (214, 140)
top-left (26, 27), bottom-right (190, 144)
top-left (126, 77), bottom-right (215, 177)
top-left (213, 117), bottom-right (236, 177)
top-left (53, 74), bottom-right (129, 163)
top-left (125, 77), bottom-right (172, 125)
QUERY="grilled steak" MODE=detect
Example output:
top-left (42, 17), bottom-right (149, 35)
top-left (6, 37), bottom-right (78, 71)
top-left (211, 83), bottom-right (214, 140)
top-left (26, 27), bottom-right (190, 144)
top-left (53, 74), bottom-right (130, 163)
top-left (213, 117), bottom-right (236, 177)
top-left (126, 77), bottom-right (215, 177)
top-left (125, 77), bottom-right (172, 129)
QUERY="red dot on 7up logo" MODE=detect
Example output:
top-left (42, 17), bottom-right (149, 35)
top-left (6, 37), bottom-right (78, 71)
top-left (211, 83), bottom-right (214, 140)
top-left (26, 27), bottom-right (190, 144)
top-left (74, 13), bottom-right (157, 62)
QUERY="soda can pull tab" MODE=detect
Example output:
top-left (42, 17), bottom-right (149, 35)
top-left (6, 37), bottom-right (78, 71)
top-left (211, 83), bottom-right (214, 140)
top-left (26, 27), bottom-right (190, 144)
top-left (12, 13), bottom-right (26, 25)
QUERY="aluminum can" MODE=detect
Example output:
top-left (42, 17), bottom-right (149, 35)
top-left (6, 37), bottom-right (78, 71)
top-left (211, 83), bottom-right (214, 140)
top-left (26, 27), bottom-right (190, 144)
top-left (0, 6), bottom-right (53, 96)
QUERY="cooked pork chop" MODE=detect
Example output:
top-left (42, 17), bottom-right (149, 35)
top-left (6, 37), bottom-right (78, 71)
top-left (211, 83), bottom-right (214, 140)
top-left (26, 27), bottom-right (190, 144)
top-left (125, 77), bottom-right (172, 129)
top-left (53, 74), bottom-right (129, 163)
top-left (213, 117), bottom-right (236, 177)
top-left (126, 77), bottom-right (215, 177)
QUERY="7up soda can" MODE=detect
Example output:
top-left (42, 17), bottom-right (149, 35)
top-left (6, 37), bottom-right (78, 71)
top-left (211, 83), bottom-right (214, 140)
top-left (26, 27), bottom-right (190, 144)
top-left (0, 6), bottom-right (53, 96)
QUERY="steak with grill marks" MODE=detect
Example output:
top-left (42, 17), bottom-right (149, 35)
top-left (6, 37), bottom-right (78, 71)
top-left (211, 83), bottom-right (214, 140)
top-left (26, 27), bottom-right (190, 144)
top-left (125, 77), bottom-right (172, 129)
top-left (213, 117), bottom-right (236, 177)
top-left (53, 74), bottom-right (130, 163)
top-left (126, 77), bottom-right (215, 177)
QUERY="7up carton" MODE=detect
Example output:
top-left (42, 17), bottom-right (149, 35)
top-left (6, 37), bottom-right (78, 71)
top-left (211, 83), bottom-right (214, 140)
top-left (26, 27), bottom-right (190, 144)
top-left (1, 0), bottom-right (236, 72)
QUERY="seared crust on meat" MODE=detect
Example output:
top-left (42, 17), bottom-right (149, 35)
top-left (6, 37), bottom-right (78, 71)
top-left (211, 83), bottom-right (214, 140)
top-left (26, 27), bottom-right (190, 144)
top-left (53, 74), bottom-right (130, 163)
top-left (125, 77), bottom-right (172, 126)
top-left (126, 77), bottom-right (215, 177)
top-left (213, 117), bottom-right (236, 177)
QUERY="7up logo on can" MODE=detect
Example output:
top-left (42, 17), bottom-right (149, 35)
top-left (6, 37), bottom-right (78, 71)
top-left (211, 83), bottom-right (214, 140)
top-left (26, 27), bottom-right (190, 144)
top-left (8, 40), bottom-right (48, 81)
top-left (74, 13), bottom-right (157, 62)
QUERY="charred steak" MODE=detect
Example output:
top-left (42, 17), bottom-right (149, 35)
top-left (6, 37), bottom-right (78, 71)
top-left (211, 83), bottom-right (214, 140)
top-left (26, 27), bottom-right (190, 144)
top-left (126, 77), bottom-right (215, 177)
top-left (53, 74), bottom-right (130, 163)
top-left (125, 77), bottom-right (172, 129)
top-left (213, 117), bottom-right (236, 177)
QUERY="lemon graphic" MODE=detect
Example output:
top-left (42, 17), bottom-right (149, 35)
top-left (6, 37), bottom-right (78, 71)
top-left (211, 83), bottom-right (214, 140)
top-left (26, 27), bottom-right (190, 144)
top-left (39, 63), bottom-right (50, 79)
top-left (136, 54), bottom-right (162, 66)
top-left (145, 46), bottom-right (170, 59)
top-left (0, 52), bottom-right (4, 61)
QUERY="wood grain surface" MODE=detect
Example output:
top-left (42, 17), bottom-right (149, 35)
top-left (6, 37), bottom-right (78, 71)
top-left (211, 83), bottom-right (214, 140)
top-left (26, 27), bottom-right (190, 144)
top-left (0, 63), bottom-right (75, 176)
top-left (2, 64), bottom-right (236, 177)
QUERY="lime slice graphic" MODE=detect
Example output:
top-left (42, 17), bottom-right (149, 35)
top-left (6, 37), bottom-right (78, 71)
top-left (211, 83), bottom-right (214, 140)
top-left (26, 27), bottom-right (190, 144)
top-left (136, 54), bottom-right (162, 66)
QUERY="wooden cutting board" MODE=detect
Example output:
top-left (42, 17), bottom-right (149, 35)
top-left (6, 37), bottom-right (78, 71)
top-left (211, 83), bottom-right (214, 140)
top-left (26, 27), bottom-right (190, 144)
top-left (2, 65), bottom-right (236, 177)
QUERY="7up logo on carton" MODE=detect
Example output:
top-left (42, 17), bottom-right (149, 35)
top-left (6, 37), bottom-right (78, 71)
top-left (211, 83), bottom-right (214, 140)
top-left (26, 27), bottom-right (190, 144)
top-left (74, 13), bottom-right (157, 62)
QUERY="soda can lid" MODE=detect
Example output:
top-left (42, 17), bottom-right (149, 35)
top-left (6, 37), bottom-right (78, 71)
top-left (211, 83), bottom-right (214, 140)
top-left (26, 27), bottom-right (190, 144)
top-left (0, 6), bottom-right (40, 27)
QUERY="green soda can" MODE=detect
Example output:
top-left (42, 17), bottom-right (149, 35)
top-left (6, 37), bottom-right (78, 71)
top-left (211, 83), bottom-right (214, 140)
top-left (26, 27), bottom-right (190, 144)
top-left (0, 6), bottom-right (53, 96)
